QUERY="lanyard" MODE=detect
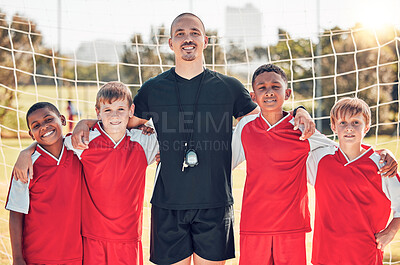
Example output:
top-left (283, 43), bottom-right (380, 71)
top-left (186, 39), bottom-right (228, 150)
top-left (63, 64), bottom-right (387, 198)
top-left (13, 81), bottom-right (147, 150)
top-left (173, 68), bottom-right (206, 151)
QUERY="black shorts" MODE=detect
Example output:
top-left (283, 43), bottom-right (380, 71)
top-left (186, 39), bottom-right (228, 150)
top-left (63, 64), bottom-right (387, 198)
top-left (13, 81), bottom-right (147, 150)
top-left (150, 205), bottom-right (235, 264)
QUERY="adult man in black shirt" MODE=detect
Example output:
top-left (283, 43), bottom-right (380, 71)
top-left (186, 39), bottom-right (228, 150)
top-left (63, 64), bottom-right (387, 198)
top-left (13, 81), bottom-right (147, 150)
top-left (72, 13), bottom-right (315, 265)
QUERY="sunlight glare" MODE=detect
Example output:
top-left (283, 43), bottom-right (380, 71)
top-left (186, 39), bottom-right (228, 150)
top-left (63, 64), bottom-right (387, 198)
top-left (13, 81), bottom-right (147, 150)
top-left (358, 2), bottom-right (398, 30)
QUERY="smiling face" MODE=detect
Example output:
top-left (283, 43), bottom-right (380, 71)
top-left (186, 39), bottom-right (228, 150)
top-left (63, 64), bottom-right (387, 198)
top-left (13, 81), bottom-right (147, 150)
top-left (331, 113), bottom-right (370, 145)
top-left (28, 107), bottom-right (66, 147)
top-left (169, 14), bottom-right (208, 63)
top-left (96, 98), bottom-right (133, 142)
top-left (252, 72), bottom-right (291, 113)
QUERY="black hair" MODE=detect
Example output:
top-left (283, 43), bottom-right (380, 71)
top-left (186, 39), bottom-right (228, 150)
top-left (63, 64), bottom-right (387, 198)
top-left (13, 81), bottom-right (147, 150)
top-left (252, 64), bottom-right (288, 86)
top-left (170, 13), bottom-right (206, 36)
top-left (26, 102), bottom-right (61, 129)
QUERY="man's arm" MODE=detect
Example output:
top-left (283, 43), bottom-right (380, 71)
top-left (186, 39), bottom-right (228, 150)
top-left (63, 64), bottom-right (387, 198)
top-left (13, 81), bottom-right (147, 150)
top-left (9, 211), bottom-right (26, 265)
top-left (127, 115), bottom-right (149, 129)
top-left (13, 143), bottom-right (36, 183)
top-left (236, 106), bottom-right (260, 121)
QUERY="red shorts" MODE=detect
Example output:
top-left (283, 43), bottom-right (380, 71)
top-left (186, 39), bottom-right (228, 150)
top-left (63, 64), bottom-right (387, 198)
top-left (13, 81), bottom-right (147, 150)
top-left (26, 261), bottom-right (82, 265)
top-left (239, 233), bottom-right (306, 265)
top-left (83, 237), bottom-right (143, 265)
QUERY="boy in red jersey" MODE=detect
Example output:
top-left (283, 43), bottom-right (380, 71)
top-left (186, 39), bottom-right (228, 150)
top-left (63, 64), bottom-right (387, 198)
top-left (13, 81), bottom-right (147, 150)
top-left (65, 82), bottom-right (158, 265)
top-left (232, 64), bottom-right (335, 265)
top-left (231, 64), bottom-right (397, 265)
top-left (6, 102), bottom-right (82, 265)
top-left (307, 97), bottom-right (400, 265)
top-left (13, 82), bottom-right (158, 265)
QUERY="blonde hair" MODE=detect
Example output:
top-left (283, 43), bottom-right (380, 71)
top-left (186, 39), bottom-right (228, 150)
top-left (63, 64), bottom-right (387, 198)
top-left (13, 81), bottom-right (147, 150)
top-left (330, 97), bottom-right (371, 126)
top-left (95, 81), bottom-right (132, 109)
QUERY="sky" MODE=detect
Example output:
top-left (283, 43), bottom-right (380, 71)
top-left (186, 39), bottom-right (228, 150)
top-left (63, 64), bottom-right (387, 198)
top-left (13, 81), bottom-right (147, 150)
top-left (1, 0), bottom-right (400, 53)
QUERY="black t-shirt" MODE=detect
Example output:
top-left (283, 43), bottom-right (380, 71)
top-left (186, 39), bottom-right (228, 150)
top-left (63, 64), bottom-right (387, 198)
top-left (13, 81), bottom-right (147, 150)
top-left (134, 68), bottom-right (257, 209)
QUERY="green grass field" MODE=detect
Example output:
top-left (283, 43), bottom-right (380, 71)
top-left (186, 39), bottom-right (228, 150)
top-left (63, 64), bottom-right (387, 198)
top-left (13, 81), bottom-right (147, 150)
top-left (0, 135), bottom-right (399, 264)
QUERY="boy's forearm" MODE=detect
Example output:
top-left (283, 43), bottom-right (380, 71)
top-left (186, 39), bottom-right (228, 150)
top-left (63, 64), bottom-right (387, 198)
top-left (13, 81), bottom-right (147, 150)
top-left (9, 211), bottom-right (24, 260)
top-left (80, 119), bottom-right (98, 129)
top-left (386, 217), bottom-right (400, 235)
top-left (14, 144), bottom-right (37, 182)
top-left (23, 142), bottom-right (37, 156)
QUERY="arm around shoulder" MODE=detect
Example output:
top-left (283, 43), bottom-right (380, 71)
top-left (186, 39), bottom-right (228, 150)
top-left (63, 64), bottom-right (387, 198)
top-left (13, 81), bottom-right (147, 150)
top-left (306, 129), bottom-right (337, 151)
top-left (375, 149), bottom-right (398, 178)
top-left (71, 119), bottom-right (97, 149)
top-left (64, 135), bottom-right (85, 159)
top-left (13, 142), bottom-right (37, 183)
top-left (292, 107), bottom-right (315, 140)
top-left (127, 115), bottom-right (148, 130)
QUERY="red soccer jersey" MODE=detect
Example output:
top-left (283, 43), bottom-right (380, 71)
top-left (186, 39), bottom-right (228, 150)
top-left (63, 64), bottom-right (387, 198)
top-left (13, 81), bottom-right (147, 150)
top-left (65, 122), bottom-right (158, 242)
top-left (6, 144), bottom-right (83, 264)
top-left (307, 145), bottom-right (400, 265)
top-left (232, 113), bottom-right (334, 235)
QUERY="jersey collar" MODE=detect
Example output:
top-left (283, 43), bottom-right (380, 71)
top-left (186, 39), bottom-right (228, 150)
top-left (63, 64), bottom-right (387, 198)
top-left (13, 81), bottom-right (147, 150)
top-left (95, 121), bottom-right (127, 148)
top-left (339, 144), bottom-right (374, 166)
top-left (259, 111), bottom-right (291, 131)
top-left (36, 142), bottom-right (66, 166)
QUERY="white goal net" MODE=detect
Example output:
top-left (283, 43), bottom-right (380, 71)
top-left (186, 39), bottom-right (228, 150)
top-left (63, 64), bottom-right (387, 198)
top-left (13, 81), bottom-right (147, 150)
top-left (0, 3), bottom-right (399, 265)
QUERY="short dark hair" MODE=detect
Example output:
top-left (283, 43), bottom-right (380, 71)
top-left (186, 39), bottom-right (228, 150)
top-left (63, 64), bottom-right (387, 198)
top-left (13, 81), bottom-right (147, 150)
top-left (26, 102), bottom-right (61, 129)
top-left (252, 64), bottom-right (288, 87)
top-left (170, 13), bottom-right (206, 36)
